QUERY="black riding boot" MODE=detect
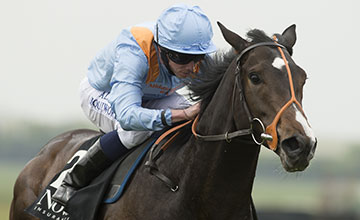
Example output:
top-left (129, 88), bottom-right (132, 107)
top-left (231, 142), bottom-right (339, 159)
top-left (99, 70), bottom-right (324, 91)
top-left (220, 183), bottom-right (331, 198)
top-left (52, 139), bottom-right (112, 205)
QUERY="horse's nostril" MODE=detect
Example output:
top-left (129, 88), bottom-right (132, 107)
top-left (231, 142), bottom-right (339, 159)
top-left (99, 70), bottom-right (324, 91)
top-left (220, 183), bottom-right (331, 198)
top-left (281, 136), bottom-right (301, 153)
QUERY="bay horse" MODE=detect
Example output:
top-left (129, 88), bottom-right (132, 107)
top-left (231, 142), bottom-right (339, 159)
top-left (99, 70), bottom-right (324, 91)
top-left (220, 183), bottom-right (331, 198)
top-left (10, 22), bottom-right (317, 220)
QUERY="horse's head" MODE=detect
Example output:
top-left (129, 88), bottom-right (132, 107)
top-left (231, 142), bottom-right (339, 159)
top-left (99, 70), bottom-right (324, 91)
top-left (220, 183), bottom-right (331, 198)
top-left (218, 22), bottom-right (317, 172)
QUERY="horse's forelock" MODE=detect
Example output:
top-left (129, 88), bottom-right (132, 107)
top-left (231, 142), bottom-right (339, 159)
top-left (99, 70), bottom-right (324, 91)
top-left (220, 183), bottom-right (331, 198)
top-left (246, 29), bottom-right (273, 43)
top-left (247, 29), bottom-right (294, 55)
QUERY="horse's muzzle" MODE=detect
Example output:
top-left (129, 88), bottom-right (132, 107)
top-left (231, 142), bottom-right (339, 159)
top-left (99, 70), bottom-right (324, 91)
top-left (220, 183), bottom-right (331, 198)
top-left (278, 135), bottom-right (317, 172)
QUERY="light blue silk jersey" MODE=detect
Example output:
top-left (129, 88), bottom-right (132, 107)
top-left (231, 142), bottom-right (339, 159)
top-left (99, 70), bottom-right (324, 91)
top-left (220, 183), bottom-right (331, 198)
top-left (87, 22), bottom-right (185, 131)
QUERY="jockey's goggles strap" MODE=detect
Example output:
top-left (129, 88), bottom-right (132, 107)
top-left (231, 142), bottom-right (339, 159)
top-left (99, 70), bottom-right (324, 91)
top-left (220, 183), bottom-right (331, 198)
top-left (265, 36), bottom-right (306, 151)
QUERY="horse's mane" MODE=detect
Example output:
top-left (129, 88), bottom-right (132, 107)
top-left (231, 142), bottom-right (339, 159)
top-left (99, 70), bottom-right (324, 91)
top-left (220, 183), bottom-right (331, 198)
top-left (188, 49), bottom-right (237, 114)
top-left (188, 28), bottom-right (272, 114)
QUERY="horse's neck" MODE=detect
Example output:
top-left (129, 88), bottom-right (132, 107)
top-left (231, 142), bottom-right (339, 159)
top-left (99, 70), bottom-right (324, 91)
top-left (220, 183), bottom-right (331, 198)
top-left (180, 66), bottom-right (261, 217)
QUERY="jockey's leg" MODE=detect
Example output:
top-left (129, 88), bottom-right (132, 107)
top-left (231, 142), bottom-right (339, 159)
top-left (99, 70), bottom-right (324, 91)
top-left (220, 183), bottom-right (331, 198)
top-left (52, 78), bottom-right (189, 205)
top-left (52, 131), bottom-right (127, 205)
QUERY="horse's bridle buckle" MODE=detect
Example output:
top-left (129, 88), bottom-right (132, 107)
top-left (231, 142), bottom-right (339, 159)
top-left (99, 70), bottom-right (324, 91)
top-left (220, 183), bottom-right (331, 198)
top-left (224, 132), bottom-right (231, 143)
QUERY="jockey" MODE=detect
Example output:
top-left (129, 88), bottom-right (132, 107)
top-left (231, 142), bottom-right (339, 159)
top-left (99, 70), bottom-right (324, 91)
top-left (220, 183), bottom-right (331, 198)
top-left (52, 4), bottom-right (216, 204)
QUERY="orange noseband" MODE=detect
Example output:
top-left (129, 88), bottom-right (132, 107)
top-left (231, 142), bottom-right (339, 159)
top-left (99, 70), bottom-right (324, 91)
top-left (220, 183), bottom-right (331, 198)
top-left (265, 37), bottom-right (305, 150)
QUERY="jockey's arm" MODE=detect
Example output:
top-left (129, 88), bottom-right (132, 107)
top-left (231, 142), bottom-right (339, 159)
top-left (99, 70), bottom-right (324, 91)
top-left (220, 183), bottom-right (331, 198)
top-left (108, 44), bottom-right (197, 131)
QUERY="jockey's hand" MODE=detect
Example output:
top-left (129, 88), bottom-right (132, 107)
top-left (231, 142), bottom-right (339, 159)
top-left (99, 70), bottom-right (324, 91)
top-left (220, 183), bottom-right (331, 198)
top-left (183, 102), bottom-right (200, 120)
top-left (171, 102), bottom-right (201, 123)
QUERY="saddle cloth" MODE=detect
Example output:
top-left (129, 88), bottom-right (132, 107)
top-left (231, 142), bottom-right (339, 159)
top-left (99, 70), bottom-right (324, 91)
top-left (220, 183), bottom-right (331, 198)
top-left (25, 134), bottom-right (157, 220)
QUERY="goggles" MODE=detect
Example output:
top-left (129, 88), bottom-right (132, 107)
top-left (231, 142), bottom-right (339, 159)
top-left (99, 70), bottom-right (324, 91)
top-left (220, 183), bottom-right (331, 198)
top-left (161, 47), bottom-right (205, 65)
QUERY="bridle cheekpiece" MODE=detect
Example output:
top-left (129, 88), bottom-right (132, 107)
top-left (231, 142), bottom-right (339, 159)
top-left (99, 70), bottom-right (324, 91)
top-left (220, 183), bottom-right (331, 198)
top-left (192, 38), bottom-right (306, 150)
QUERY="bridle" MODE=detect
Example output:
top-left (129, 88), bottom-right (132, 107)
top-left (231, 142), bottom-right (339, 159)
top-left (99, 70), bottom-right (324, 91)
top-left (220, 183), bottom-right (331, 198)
top-left (145, 38), bottom-right (305, 220)
top-left (191, 38), bottom-right (306, 150)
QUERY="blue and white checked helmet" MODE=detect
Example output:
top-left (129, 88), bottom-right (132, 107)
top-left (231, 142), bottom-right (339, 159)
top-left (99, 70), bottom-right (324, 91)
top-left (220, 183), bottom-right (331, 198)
top-left (155, 4), bottom-right (217, 54)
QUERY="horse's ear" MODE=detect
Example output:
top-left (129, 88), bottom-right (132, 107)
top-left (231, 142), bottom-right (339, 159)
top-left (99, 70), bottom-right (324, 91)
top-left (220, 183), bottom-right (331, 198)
top-left (274, 24), bottom-right (296, 55)
top-left (217, 21), bottom-right (247, 53)
top-left (280, 24), bottom-right (297, 55)
top-left (282, 24), bottom-right (297, 47)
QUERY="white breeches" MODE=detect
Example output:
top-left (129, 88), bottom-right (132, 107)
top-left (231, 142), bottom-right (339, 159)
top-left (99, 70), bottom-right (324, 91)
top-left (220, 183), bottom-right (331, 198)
top-left (79, 78), bottom-right (190, 149)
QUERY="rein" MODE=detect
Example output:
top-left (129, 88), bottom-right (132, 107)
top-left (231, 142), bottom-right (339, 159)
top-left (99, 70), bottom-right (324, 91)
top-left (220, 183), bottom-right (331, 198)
top-left (191, 115), bottom-right (253, 143)
top-left (191, 40), bottom-right (305, 150)
top-left (145, 120), bottom-right (193, 192)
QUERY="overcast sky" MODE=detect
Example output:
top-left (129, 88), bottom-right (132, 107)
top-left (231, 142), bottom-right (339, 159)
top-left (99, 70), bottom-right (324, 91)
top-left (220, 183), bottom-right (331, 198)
top-left (1, 0), bottom-right (359, 142)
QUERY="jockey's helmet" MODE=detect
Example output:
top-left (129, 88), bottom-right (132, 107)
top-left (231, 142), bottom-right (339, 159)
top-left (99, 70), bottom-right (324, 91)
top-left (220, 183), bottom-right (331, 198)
top-left (155, 4), bottom-right (217, 55)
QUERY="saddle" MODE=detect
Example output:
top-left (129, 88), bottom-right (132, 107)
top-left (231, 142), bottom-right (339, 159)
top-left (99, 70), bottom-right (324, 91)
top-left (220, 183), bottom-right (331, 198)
top-left (25, 122), bottom-right (190, 220)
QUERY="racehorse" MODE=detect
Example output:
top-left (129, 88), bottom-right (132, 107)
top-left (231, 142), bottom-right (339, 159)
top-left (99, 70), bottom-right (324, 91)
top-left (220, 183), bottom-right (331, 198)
top-left (10, 22), bottom-right (317, 220)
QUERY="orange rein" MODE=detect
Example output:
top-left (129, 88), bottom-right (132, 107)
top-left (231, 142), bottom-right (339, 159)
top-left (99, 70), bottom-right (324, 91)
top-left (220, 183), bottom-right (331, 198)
top-left (191, 115), bottom-right (199, 137)
top-left (154, 119), bottom-right (193, 148)
top-left (265, 36), bottom-right (305, 150)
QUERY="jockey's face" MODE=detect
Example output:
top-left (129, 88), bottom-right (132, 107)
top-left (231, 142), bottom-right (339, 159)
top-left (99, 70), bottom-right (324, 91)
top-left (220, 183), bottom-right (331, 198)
top-left (168, 59), bottom-right (195, 78)
top-left (158, 45), bottom-right (203, 78)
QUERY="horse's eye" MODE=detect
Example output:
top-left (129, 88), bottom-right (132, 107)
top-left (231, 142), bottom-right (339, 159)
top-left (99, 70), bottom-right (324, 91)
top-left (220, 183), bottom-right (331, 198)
top-left (249, 73), bottom-right (261, 84)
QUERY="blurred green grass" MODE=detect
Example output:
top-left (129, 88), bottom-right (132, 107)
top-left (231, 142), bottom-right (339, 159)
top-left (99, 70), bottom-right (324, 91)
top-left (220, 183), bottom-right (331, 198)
top-left (0, 162), bottom-right (25, 220)
top-left (253, 178), bottom-right (321, 213)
